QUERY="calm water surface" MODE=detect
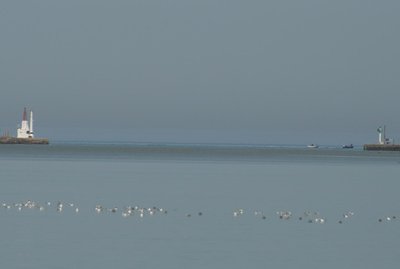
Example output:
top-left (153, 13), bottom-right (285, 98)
top-left (0, 143), bottom-right (399, 269)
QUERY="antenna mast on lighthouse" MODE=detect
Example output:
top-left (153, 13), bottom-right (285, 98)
top-left (29, 110), bottom-right (34, 138)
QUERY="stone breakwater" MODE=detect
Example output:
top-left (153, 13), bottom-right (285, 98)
top-left (0, 136), bottom-right (49, 144)
top-left (363, 144), bottom-right (400, 151)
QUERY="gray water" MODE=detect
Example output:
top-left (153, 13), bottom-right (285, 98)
top-left (0, 143), bottom-right (399, 269)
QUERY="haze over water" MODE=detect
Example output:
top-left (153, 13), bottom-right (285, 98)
top-left (1, 1), bottom-right (400, 144)
top-left (0, 143), bottom-right (399, 269)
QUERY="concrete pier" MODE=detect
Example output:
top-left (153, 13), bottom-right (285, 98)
top-left (363, 144), bottom-right (400, 151)
top-left (0, 136), bottom-right (49, 145)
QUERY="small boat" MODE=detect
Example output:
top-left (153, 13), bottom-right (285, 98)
top-left (342, 144), bottom-right (354, 149)
top-left (307, 144), bottom-right (319, 148)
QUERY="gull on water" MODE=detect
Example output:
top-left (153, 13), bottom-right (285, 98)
top-left (233, 209), bottom-right (244, 217)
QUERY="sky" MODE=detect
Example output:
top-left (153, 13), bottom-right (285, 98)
top-left (1, 0), bottom-right (399, 145)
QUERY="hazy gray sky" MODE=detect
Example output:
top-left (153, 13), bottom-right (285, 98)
top-left (1, 0), bottom-right (399, 144)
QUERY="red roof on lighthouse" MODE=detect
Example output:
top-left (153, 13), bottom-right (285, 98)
top-left (22, 107), bottom-right (27, 121)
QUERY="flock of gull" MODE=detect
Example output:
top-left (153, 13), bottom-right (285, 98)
top-left (1, 199), bottom-right (398, 225)
top-left (233, 208), bottom-right (355, 224)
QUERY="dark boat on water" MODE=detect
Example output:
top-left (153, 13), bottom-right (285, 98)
top-left (342, 144), bottom-right (354, 149)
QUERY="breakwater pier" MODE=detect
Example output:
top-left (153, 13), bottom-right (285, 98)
top-left (363, 144), bottom-right (400, 151)
top-left (0, 136), bottom-right (49, 144)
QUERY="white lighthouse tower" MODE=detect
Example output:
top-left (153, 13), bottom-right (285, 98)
top-left (377, 126), bottom-right (385, 144)
top-left (17, 107), bottom-right (34, 138)
top-left (377, 125), bottom-right (394, 145)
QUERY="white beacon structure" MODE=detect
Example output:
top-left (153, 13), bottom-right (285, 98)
top-left (17, 107), bottom-right (34, 138)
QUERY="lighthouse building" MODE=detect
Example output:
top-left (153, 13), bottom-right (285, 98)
top-left (17, 108), bottom-right (34, 138)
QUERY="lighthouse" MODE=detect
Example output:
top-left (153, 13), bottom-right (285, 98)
top-left (0, 107), bottom-right (48, 144)
top-left (17, 107), bottom-right (34, 138)
top-left (377, 126), bottom-right (385, 145)
top-left (364, 126), bottom-right (399, 150)
top-left (377, 125), bottom-right (393, 145)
